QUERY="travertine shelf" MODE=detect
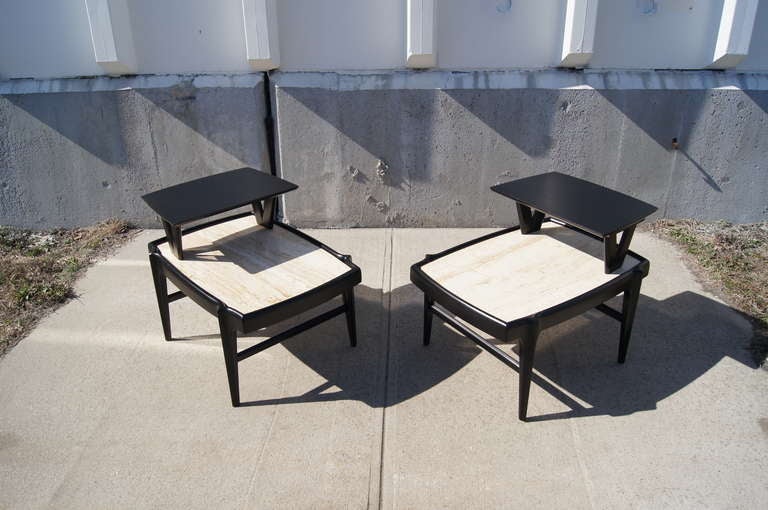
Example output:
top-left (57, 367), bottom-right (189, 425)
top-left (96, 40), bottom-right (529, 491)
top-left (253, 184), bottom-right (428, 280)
top-left (421, 223), bottom-right (641, 323)
top-left (157, 215), bottom-right (351, 313)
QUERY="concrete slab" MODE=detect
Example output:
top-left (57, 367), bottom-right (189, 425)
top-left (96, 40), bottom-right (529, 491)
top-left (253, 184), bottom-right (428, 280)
top-left (383, 229), bottom-right (768, 509)
top-left (0, 228), bottom-right (388, 509)
top-left (0, 227), bottom-right (766, 509)
top-left (382, 229), bottom-right (594, 508)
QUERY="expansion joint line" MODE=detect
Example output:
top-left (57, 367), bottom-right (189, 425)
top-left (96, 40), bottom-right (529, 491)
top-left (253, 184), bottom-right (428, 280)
top-left (376, 228), bottom-right (395, 510)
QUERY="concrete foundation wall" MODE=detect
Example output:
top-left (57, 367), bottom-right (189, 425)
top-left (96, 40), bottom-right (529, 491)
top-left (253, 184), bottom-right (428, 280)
top-left (274, 70), bottom-right (768, 227)
top-left (0, 75), bottom-right (269, 228)
top-left (2, 70), bottom-right (768, 229)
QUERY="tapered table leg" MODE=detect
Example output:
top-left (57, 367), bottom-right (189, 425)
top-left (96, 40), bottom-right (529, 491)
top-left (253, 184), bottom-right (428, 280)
top-left (218, 312), bottom-right (240, 407)
top-left (343, 288), bottom-right (357, 347)
top-left (423, 296), bottom-right (434, 346)
top-left (149, 254), bottom-right (172, 341)
top-left (517, 325), bottom-right (540, 421)
top-left (618, 274), bottom-right (642, 363)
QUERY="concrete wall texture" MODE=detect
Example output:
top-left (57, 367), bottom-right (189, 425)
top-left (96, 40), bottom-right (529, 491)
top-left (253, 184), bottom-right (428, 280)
top-left (274, 71), bottom-right (768, 227)
top-left (0, 75), bottom-right (269, 228)
top-left (1, 70), bottom-right (768, 228)
top-left (2, 2), bottom-right (768, 228)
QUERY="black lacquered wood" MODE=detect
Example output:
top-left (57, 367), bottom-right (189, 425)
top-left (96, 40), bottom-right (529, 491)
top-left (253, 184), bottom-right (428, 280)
top-left (410, 220), bottom-right (650, 421)
top-left (603, 225), bottom-right (636, 273)
top-left (142, 167), bottom-right (297, 227)
top-left (237, 305), bottom-right (347, 363)
top-left (491, 172), bottom-right (657, 237)
top-left (516, 203), bottom-right (545, 234)
top-left (147, 212), bottom-right (361, 407)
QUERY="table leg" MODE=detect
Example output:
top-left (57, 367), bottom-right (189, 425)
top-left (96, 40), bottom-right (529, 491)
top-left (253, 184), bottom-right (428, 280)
top-left (516, 203), bottom-right (545, 234)
top-left (603, 225), bottom-right (636, 273)
top-left (149, 253), bottom-right (172, 341)
top-left (218, 311), bottom-right (240, 407)
top-left (423, 296), bottom-right (434, 346)
top-left (252, 196), bottom-right (276, 228)
top-left (517, 324), bottom-right (540, 421)
top-left (161, 220), bottom-right (183, 260)
top-left (618, 273), bottom-right (642, 363)
top-left (343, 287), bottom-right (358, 347)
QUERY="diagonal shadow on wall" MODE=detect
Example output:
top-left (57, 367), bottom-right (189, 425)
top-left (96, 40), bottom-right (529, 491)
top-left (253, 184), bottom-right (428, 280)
top-left (596, 88), bottom-right (722, 192)
top-left (5, 91), bottom-right (129, 166)
top-left (442, 88), bottom-right (558, 159)
top-left (5, 83), bottom-right (270, 173)
top-left (134, 83), bottom-right (270, 173)
top-left (280, 86), bottom-right (440, 187)
top-left (743, 89), bottom-right (768, 116)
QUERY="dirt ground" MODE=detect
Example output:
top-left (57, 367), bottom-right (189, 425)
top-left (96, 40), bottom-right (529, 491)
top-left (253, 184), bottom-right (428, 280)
top-left (650, 219), bottom-right (768, 368)
top-left (0, 220), bottom-right (135, 355)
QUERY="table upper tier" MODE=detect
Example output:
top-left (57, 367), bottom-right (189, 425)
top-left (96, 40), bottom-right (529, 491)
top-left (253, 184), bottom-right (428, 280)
top-left (491, 172), bottom-right (657, 237)
top-left (142, 167), bottom-right (297, 226)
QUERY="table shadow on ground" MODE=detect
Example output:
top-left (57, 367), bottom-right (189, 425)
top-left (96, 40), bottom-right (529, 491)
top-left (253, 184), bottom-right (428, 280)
top-left (175, 283), bottom-right (761, 419)
top-left (520, 289), bottom-right (760, 421)
top-left (420, 289), bottom-right (759, 422)
top-left (231, 284), bottom-right (477, 408)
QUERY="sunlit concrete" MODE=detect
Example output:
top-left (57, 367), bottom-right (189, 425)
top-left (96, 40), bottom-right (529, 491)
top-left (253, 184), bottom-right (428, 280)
top-left (0, 228), bottom-right (765, 508)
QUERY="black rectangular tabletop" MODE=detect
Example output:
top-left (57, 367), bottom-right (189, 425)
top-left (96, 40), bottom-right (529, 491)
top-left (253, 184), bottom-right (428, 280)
top-left (491, 172), bottom-right (658, 237)
top-left (142, 167), bottom-right (297, 226)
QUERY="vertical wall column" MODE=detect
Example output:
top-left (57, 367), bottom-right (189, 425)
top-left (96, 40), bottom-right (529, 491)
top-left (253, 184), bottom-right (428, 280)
top-left (560, 0), bottom-right (599, 68)
top-left (242, 0), bottom-right (280, 70)
top-left (710, 0), bottom-right (759, 69)
top-left (84, 0), bottom-right (136, 75)
top-left (406, 0), bottom-right (436, 68)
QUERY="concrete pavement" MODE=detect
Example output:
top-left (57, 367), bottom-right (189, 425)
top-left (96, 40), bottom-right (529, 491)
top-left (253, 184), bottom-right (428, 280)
top-left (0, 228), bottom-right (766, 509)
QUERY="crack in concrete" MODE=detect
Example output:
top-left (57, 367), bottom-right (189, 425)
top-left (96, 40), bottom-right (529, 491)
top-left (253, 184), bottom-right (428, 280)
top-left (551, 341), bottom-right (598, 509)
top-left (377, 228), bottom-right (395, 510)
top-left (242, 354), bottom-right (291, 508)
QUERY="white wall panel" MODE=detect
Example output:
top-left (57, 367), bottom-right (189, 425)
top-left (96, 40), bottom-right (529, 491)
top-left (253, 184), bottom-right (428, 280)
top-left (0, 0), bottom-right (103, 79)
top-left (436, 0), bottom-right (566, 69)
top-left (737, 0), bottom-right (768, 70)
top-left (128, 0), bottom-right (250, 74)
top-left (1, 0), bottom-right (768, 79)
top-left (590, 0), bottom-right (724, 69)
top-left (276, 0), bottom-right (405, 71)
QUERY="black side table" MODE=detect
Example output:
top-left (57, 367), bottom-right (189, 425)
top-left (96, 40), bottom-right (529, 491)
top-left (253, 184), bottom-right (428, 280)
top-left (142, 168), bottom-right (361, 406)
top-left (142, 167), bottom-right (298, 260)
top-left (491, 172), bottom-right (658, 272)
top-left (411, 172), bottom-right (657, 421)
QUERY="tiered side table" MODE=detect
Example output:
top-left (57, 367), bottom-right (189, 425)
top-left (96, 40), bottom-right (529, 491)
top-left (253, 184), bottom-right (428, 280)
top-left (143, 168), bottom-right (361, 406)
top-left (411, 172), bottom-right (657, 421)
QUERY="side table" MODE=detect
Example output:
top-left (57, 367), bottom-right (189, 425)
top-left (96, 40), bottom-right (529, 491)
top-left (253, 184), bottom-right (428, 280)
top-left (142, 168), bottom-right (361, 406)
top-left (410, 172), bottom-right (657, 421)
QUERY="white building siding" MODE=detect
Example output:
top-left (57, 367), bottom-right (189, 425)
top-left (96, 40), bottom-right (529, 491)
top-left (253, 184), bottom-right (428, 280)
top-left (277, 0), bottom-right (405, 71)
top-left (589, 0), bottom-right (724, 69)
top-left (0, 0), bottom-right (767, 79)
top-left (436, 0), bottom-right (566, 69)
top-left (128, 0), bottom-right (251, 75)
top-left (0, 0), bottom-right (103, 79)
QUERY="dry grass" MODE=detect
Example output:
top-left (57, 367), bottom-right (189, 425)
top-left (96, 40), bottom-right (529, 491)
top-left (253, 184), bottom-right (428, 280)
top-left (0, 219), bottom-right (135, 356)
top-left (651, 219), bottom-right (768, 367)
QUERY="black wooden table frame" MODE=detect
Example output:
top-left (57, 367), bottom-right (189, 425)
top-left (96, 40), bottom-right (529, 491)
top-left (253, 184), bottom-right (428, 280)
top-left (410, 219), bottom-right (650, 421)
top-left (515, 202), bottom-right (636, 273)
top-left (148, 210), bottom-right (361, 407)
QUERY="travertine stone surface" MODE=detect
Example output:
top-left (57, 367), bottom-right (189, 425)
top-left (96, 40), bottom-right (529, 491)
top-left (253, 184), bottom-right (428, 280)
top-left (157, 215), bottom-right (350, 313)
top-left (422, 223), bottom-right (640, 322)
